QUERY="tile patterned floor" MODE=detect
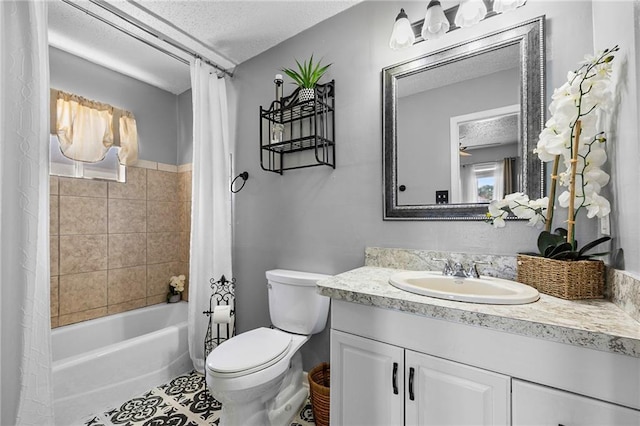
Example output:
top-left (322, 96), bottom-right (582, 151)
top-left (81, 371), bottom-right (316, 426)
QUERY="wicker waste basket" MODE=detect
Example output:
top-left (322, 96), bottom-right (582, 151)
top-left (308, 362), bottom-right (330, 426)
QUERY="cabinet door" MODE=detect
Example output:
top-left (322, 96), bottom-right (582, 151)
top-left (513, 379), bottom-right (640, 425)
top-left (405, 350), bottom-right (510, 426)
top-left (330, 330), bottom-right (404, 426)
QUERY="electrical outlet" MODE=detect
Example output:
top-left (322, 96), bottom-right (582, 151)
top-left (435, 190), bottom-right (449, 204)
top-left (600, 215), bottom-right (610, 236)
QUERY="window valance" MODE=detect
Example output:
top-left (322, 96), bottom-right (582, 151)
top-left (50, 89), bottom-right (138, 166)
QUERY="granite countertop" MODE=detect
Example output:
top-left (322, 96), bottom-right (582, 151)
top-left (317, 266), bottom-right (640, 359)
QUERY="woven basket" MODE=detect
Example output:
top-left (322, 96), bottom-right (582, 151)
top-left (516, 254), bottom-right (605, 300)
top-left (308, 362), bottom-right (330, 426)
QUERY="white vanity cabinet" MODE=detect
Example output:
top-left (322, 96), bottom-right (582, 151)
top-left (331, 329), bottom-right (510, 426)
top-left (512, 380), bottom-right (640, 425)
top-left (329, 299), bottom-right (640, 425)
top-left (330, 330), bottom-right (404, 425)
top-left (405, 350), bottom-right (510, 425)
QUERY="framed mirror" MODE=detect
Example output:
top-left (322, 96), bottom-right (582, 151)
top-left (383, 16), bottom-right (545, 220)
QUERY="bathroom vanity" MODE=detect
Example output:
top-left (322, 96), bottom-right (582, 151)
top-left (317, 266), bottom-right (640, 425)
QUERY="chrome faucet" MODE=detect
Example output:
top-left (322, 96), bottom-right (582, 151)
top-left (432, 258), bottom-right (490, 279)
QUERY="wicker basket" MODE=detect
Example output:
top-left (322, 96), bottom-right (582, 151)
top-left (516, 254), bottom-right (605, 300)
top-left (308, 362), bottom-right (330, 426)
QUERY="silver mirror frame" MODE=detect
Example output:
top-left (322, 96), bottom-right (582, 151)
top-left (383, 16), bottom-right (545, 220)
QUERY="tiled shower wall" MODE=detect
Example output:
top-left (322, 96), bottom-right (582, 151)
top-left (50, 163), bottom-right (192, 328)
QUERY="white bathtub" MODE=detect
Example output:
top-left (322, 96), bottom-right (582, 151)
top-left (52, 301), bottom-right (192, 425)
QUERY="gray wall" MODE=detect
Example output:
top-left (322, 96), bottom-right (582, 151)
top-left (50, 47), bottom-right (179, 165)
top-left (178, 89), bottom-right (194, 165)
top-left (592, 1), bottom-right (640, 272)
top-left (230, 1), bottom-right (603, 369)
top-left (398, 67), bottom-right (519, 204)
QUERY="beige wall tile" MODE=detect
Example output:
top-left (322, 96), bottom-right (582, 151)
top-left (59, 177), bottom-right (107, 198)
top-left (146, 294), bottom-right (167, 305)
top-left (179, 262), bottom-right (190, 302)
top-left (59, 196), bottom-right (108, 235)
top-left (147, 232), bottom-right (180, 264)
top-left (108, 199), bottom-right (146, 233)
top-left (58, 307), bottom-right (107, 327)
top-left (157, 163), bottom-right (178, 172)
top-left (108, 233), bottom-right (146, 269)
top-left (108, 298), bottom-right (146, 315)
top-left (147, 170), bottom-right (178, 201)
top-left (50, 176), bottom-right (59, 195)
top-left (146, 261), bottom-right (181, 297)
top-left (133, 160), bottom-right (157, 170)
top-left (177, 163), bottom-right (192, 173)
top-left (51, 276), bottom-right (59, 317)
top-left (59, 234), bottom-right (108, 274)
top-left (176, 171), bottom-right (192, 202)
top-left (50, 195), bottom-right (59, 235)
top-left (51, 316), bottom-right (59, 328)
top-left (147, 201), bottom-right (179, 233)
top-left (108, 266), bottom-right (147, 305)
top-left (50, 235), bottom-right (59, 276)
top-left (59, 271), bottom-right (107, 315)
top-left (179, 232), bottom-right (190, 263)
top-left (108, 167), bottom-right (146, 200)
top-left (178, 202), bottom-right (191, 233)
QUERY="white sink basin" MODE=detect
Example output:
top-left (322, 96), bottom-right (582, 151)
top-left (388, 271), bottom-right (539, 305)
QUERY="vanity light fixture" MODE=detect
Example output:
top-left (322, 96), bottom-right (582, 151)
top-left (389, 8), bottom-right (416, 50)
top-left (389, 0), bottom-right (526, 49)
top-left (455, 0), bottom-right (488, 28)
top-left (421, 0), bottom-right (450, 40)
top-left (493, 0), bottom-right (527, 13)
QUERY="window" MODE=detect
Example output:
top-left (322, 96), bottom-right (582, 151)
top-left (50, 135), bottom-right (126, 182)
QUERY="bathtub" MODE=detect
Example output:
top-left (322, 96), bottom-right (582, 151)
top-left (52, 301), bottom-right (192, 425)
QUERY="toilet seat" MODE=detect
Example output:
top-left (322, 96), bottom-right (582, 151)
top-left (206, 328), bottom-right (292, 378)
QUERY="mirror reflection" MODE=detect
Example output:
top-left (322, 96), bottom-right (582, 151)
top-left (383, 17), bottom-right (545, 220)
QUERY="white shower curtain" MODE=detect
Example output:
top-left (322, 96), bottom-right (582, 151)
top-left (0, 0), bottom-right (54, 424)
top-left (188, 59), bottom-right (233, 373)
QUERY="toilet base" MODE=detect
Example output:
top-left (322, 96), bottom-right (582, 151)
top-left (211, 352), bottom-right (307, 426)
top-left (267, 352), bottom-right (306, 425)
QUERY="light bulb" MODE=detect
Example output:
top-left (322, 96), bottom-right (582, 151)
top-left (389, 8), bottom-right (415, 50)
top-left (421, 0), bottom-right (450, 40)
top-left (455, 0), bottom-right (488, 28)
top-left (493, 0), bottom-right (527, 14)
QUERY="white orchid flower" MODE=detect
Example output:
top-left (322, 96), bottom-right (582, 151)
top-left (586, 193), bottom-right (611, 218)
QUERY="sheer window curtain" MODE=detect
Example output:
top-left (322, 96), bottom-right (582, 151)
top-left (0, 0), bottom-right (54, 424)
top-left (188, 59), bottom-right (233, 373)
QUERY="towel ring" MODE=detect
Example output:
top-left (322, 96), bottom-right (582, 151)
top-left (231, 171), bottom-right (249, 193)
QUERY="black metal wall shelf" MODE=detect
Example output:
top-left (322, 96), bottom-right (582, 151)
top-left (260, 80), bottom-right (335, 174)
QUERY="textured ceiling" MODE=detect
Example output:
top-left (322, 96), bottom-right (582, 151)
top-left (47, 0), bottom-right (361, 94)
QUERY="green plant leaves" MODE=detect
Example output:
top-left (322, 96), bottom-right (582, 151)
top-left (538, 231), bottom-right (565, 257)
top-left (578, 236), bottom-right (612, 256)
top-left (537, 228), bottom-right (610, 260)
top-left (281, 55), bottom-right (332, 88)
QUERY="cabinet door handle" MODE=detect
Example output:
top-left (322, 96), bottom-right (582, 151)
top-left (392, 362), bottom-right (399, 395)
top-left (409, 367), bottom-right (415, 401)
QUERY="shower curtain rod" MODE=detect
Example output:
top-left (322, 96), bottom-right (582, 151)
top-left (60, 0), bottom-right (234, 78)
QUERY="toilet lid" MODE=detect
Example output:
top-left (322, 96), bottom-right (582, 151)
top-left (206, 328), bottom-right (292, 377)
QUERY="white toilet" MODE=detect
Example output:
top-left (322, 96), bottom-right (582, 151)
top-left (205, 269), bottom-right (331, 426)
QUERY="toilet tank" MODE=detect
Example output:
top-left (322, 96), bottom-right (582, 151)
top-left (266, 269), bottom-right (331, 335)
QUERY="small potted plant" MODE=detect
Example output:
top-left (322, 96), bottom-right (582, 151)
top-left (167, 275), bottom-right (185, 303)
top-left (282, 55), bottom-right (332, 102)
top-left (486, 46), bottom-right (619, 300)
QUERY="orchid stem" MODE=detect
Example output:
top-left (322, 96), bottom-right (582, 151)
top-left (545, 155), bottom-right (560, 233)
top-left (567, 120), bottom-right (582, 247)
